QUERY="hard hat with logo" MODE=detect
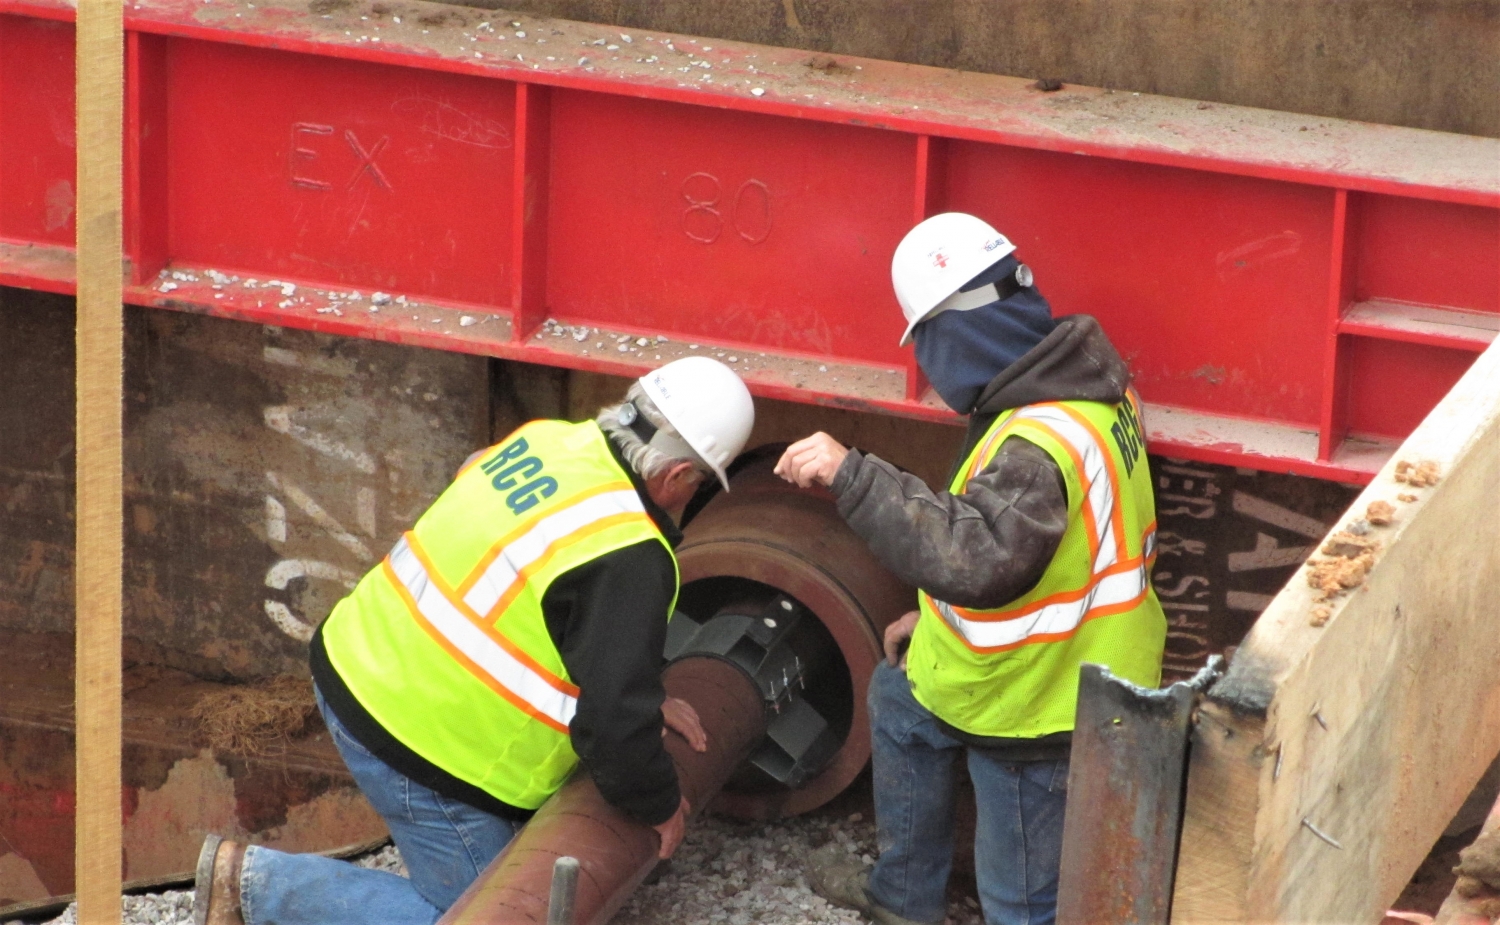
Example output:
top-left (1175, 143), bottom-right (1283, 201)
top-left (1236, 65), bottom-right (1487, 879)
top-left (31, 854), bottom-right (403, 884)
top-left (891, 212), bottom-right (1016, 346)
top-left (638, 356), bottom-right (755, 490)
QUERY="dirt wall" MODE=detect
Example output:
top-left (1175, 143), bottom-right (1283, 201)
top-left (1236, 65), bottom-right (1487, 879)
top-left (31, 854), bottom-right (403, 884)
top-left (455, 0), bottom-right (1500, 137)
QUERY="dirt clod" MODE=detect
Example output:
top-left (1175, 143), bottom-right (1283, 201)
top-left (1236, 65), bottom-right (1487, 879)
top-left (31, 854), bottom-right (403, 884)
top-left (192, 675), bottom-right (318, 756)
top-left (1398, 492), bottom-right (1419, 503)
top-left (1033, 77), bottom-right (1064, 92)
top-left (307, 0), bottom-right (352, 13)
top-left (1305, 530), bottom-right (1380, 600)
top-left (1366, 500), bottom-right (1397, 526)
top-left (1395, 459), bottom-right (1441, 487)
top-left (1310, 606), bottom-right (1332, 627)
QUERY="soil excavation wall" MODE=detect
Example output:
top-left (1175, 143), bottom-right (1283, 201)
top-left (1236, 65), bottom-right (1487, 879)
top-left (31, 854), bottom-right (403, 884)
top-left (450, 0), bottom-right (1500, 138)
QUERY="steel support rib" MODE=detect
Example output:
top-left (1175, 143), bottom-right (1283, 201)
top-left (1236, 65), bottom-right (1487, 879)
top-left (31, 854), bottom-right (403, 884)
top-left (0, 0), bottom-right (1497, 482)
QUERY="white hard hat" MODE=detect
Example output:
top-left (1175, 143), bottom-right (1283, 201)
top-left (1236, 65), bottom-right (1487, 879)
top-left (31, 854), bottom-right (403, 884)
top-left (891, 212), bottom-right (1016, 346)
top-left (638, 356), bottom-right (755, 491)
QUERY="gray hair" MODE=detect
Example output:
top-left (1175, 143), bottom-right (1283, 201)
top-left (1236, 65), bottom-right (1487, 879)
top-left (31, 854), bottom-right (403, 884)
top-left (597, 382), bottom-right (707, 482)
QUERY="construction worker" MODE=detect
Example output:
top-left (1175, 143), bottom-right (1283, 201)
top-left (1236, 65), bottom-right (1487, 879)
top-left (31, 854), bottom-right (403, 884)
top-left (193, 357), bottom-right (755, 925)
top-left (778, 213), bottom-right (1166, 925)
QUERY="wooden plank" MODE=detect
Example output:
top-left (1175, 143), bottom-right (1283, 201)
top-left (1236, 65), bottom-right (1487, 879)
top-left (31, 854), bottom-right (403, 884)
top-left (1173, 337), bottom-right (1500, 923)
top-left (75, 0), bottom-right (124, 920)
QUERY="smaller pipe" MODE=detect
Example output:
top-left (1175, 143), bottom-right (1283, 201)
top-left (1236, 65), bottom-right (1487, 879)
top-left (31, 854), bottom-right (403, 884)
top-left (439, 657), bottom-right (768, 925)
top-left (546, 857), bottom-right (578, 925)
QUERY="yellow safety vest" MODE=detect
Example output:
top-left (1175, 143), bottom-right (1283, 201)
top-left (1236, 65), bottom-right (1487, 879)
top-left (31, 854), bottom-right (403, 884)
top-left (321, 420), bottom-right (677, 810)
top-left (907, 392), bottom-right (1166, 739)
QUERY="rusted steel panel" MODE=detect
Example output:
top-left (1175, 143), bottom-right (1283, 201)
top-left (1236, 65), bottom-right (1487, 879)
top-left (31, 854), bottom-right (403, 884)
top-left (439, 657), bottom-right (769, 925)
top-left (0, 287), bottom-right (489, 679)
top-left (1055, 662), bottom-right (1208, 925)
top-left (0, 286), bottom-right (489, 904)
top-left (0, 631), bottom-right (387, 909)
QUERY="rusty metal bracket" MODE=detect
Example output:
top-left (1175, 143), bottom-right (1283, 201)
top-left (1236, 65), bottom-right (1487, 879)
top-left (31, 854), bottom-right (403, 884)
top-left (1056, 657), bottom-right (1223, 925)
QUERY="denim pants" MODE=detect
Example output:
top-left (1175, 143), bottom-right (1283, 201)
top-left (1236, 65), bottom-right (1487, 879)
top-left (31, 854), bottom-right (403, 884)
top-left (864, 662), bottom-right (1069, 925)
top-left (238, 687), bottom-right (522, 925)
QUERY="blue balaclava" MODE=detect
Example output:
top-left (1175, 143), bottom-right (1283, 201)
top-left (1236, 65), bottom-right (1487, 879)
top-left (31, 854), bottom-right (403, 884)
top-left (912, 254), bottom-right (1056, 414)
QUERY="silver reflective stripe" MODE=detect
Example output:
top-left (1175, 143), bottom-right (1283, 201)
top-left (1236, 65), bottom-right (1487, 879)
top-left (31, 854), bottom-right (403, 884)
top-left (462, 489), bottom-right (645, 618)
top-left (1011, 405), bottom-right (1119, 574)
top-left (389, 535), bottom-right (577, 728)
top-left (932, 561), bottom-right (1149, 649)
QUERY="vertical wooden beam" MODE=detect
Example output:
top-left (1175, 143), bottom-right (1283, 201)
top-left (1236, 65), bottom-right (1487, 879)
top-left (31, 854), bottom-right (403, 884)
top-left (75, 0), bottom-right (124, 921)
top-left (1173, 337), bottom-right (1500, 922)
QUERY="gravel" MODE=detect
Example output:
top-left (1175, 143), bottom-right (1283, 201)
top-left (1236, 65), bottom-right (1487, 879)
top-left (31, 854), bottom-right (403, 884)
top-left (6, 814), bottom-right (983, 925)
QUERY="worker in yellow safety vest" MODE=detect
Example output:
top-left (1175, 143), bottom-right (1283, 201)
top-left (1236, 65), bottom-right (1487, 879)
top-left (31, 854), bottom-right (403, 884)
top-left (777, 213), bottom-right (1166, 925)
top-left (193, 357), bottom-right (755, 925)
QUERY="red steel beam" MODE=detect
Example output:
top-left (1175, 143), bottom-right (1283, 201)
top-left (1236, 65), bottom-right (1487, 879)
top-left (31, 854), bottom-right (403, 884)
top-left (1, 0), bottom-right (1497, 482)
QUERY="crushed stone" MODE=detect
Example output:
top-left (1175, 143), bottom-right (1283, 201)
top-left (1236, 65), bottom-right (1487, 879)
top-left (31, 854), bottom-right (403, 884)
top-left (8, 815), bottom-right (987, 925)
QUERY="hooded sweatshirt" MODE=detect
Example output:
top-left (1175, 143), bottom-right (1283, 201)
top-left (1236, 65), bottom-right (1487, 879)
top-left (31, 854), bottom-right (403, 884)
top-left (829, 314), bottom-right (1133, 756)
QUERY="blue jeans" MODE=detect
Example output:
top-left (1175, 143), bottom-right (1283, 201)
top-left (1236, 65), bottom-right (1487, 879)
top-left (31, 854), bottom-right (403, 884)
top-left (865, 662), bottom-right (1069, 925)
top-left (238, 687), bottom-right (522, 925)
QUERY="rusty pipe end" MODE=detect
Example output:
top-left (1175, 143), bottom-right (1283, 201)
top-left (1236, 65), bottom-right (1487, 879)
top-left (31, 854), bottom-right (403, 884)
top-left (438, 657), bottom-right (766, 925)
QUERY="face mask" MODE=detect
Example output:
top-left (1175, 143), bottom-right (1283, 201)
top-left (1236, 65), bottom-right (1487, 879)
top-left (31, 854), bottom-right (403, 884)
top-left (912, 261), bottom-right (1056, 414)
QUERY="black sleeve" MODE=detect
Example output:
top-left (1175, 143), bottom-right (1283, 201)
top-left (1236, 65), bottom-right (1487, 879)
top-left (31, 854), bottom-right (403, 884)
top-left (541, 540), bottom-right (681, 826)
top-left (829, 436), bottom-right (1069, 609)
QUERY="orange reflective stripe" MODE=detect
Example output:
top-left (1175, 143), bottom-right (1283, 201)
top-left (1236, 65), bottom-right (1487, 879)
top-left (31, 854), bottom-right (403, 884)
top-left (482, 511), bottom-right (651, 620)
top-left (927, 582), bottom-right (1152, 655)
top-left (1006, 416), bottom-right (1102, 567)
top-left (381, 557), bottom-right (571, 734)
top-left (1056, 402), bottom-right (1130, 565)
top-left (405, 533), bottom-right (580, 699)
top-left (457, 480), bottom-right (636, 599)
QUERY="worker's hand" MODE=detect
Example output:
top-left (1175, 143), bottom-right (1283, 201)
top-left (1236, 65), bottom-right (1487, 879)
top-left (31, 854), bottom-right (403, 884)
top-left (884, 610), bottom-right (919, 670)
top-left (773, 433), bottom-right (849, 489)
top-left (653, 795), bottom-right (691, 859)
top-left (662, 696), bottom-right (708, 753)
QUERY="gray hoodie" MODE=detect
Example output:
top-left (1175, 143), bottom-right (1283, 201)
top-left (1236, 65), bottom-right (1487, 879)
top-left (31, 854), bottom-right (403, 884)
top-left (829, 315), bottom-right (1132, 755)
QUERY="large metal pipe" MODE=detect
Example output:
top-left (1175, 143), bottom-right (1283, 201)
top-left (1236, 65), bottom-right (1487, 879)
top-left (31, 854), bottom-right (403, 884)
top-left (676, 451), bottom-right (914, 818)
top-left (437, 657), bottom-right (767, 925)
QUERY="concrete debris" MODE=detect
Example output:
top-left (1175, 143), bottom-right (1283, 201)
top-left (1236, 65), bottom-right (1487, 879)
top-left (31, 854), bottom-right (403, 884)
top-left (1394, 459), bottom-right (1441, 487)
top-left (371, 292), bottom-right (392, 306)
top-left (460, 315), bottom-right (477, 327)
top-left (752, 87), bottom-right (766, 96)
top-left (1365, 500), bottom-right (1397, 526)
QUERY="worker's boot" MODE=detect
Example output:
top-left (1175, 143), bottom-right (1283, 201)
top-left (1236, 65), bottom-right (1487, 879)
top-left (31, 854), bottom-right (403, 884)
top-left (804, 843), bottom-right (930, 925)
top-left (192, 834), bottom-right (247, 925)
